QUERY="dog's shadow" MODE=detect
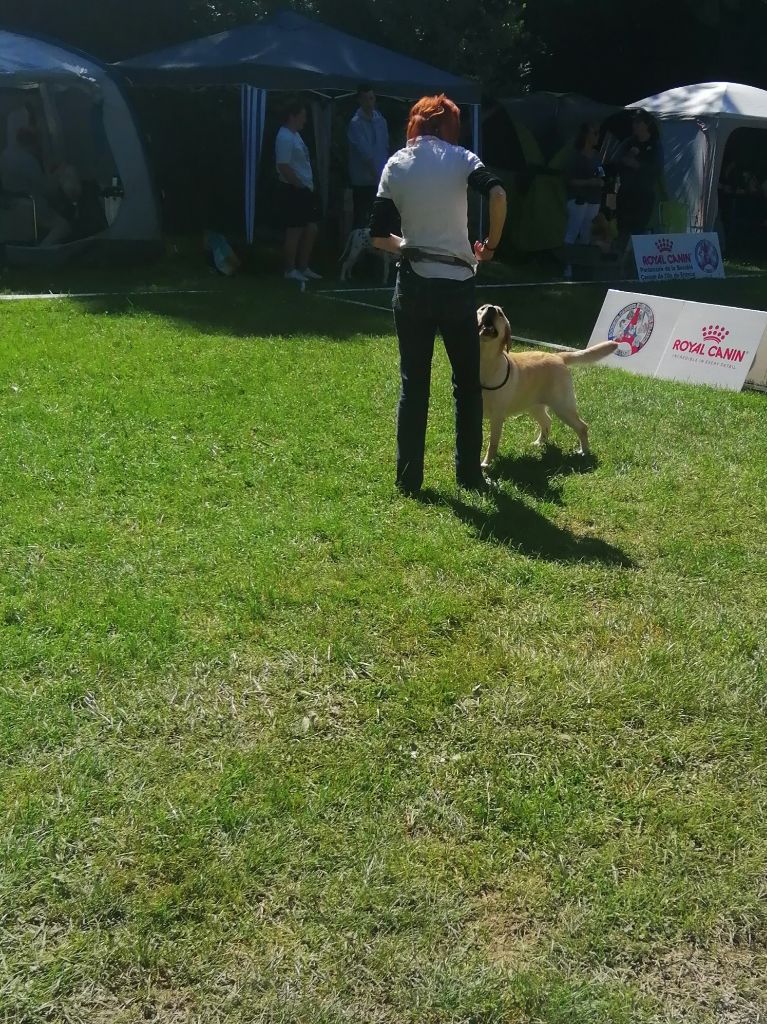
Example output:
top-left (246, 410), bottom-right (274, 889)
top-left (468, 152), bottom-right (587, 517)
top-left (416, 478), bottom-right (633, 567)
top-left (490, 445), bottom-right (598, 505)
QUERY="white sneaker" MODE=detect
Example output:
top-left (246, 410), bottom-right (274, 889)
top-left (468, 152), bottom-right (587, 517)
top-left (301, 268), bottom-right (322, 280)
top-left (284, 269), bottom-right (307, 283)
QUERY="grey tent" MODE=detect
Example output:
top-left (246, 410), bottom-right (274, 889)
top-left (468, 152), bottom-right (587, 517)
top-left (0, 29), bottom-right (161, 264)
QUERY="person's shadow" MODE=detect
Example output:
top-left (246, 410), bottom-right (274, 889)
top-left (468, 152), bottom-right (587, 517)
top-left (417, 452), bottom-right (633, 567)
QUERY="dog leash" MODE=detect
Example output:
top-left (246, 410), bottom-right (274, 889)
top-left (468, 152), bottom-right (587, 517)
top-left (481, 354), bottom-right (511, 391)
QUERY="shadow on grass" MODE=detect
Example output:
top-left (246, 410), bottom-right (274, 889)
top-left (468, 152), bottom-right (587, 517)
top-left (490, 447), bottom-right (598, 505)
top-left (417, 486), bottom-right (634, 567)
top-left (71, 281), bottom-right (390, 342)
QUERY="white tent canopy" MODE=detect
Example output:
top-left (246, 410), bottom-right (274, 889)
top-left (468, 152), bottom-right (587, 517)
top-left (628, 82), bottom-right (767, 232)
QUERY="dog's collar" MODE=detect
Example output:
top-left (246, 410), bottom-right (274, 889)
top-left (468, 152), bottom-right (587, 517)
top-left (481, 354), bottom-right (511, 391)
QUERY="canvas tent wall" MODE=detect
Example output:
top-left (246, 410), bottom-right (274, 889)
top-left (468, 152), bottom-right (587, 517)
top-left (628, 82), bottom-right (767, 232)
top-left (485, 92), bottom-right (620, 251)
top-left (116, 9), bottom-right (482, 243)
top-left (0, 30), bottom-right (161, 264)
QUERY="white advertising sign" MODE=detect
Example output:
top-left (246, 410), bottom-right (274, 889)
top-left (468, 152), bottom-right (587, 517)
top-left (587, 289), bottom-right (684, 376)
top-left (632, 233), bottom-right (725, 282)
top-left (654, 300), bottom-right (767, 390)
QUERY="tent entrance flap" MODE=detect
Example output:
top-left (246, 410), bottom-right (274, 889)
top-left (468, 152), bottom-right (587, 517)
top-left (0, 29), bottom-right (161, 262)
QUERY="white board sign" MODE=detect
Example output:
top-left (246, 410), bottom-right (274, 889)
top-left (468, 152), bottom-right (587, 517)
top-left (587, 289), bottom-right (684, 376)
top-left (654, 300), bottom-right (767, 390)
top-left (632, 233), bottom-right (725, 281)
top-left (746, 334), bottom-right (767, 391)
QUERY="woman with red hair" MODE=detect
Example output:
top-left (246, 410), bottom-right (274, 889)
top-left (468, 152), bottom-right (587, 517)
top-left (371, 94), bottom-right (507, 495)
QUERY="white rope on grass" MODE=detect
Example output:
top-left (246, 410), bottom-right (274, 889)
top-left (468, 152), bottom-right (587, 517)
top-left (319, 270), bottom-right (767, 295)
top-left (0, 288), bottom-right (215, 302)
top-left (317, 289), bottom-right (577, 353)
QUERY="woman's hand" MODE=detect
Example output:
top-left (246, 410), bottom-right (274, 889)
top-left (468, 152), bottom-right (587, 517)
top-left (473, 239), bottom-right (495, 262)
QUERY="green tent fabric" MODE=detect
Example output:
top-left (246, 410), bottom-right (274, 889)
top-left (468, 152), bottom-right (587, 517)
top-left (505, 116), bottom-right (567, 252)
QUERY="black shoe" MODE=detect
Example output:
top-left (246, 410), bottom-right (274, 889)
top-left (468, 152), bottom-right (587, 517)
top-left (458, 474), bottom-right (496, 495)
top-left (396, 481), bottom-right (421, 497)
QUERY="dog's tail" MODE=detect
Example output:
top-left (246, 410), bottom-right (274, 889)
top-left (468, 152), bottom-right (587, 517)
top-left (559, 341), bottom-right (618, 366)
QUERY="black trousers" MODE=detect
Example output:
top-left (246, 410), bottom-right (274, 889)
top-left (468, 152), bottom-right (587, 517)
top-left (616, 189), bottom-right (655, 237)
top-left (392, 262), bottom-right (483, 492)
top-left (352, 185), bottom-right (377, 229)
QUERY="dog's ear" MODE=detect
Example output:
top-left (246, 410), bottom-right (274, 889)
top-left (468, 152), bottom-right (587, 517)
top-left (499, 312), bottom-right (512, 351)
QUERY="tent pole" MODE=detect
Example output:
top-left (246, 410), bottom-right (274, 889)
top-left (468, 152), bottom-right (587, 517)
top-left (472, 103), bottom-right (483, 239)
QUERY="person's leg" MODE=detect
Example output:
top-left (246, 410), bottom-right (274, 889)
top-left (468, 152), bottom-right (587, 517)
top-left (576, 203), bottom-right (602, 243)
top-left (438, 282), bottom-right (485, 490)
top-left (296, 222), bottom-right (318, 272)
top-left (40, 214), bottom-right (71, 246)
top-left (393, 271), bottom-right (436, 493)
top-left (564, 200), bottom-right (587, 245)
top-left (563, 199), bottom-right (587, 278)
top-left (352, 186), bottom-right (376, 229)
top-left (283, 227), bottom-right (302, 273)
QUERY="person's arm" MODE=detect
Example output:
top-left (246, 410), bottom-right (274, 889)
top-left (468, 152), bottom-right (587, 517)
top-left (277, 163), bottom-right (305, 188)
top-left (370, 196), bottom-right (402, 254)
top-left (474, 186), bottom-right (507, 261)
top-left (275, 130), bottom-right (307, 189)
top-left (467, 165), bottom-right (507, 261)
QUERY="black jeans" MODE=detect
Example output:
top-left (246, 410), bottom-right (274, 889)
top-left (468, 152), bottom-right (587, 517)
top-left (392, 262), bottom-right (483, 492)
top-left (352, 185), bottom-right (377, 229)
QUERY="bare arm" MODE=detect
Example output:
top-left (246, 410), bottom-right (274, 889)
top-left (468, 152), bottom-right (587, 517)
top-left (474, 185), bottom-right (507, 261)
top-left (372, 234), bottom-right (403, 254)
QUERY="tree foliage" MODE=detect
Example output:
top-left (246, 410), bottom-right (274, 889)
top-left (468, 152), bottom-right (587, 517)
top-left (2, 0), bottom-right (766, 101)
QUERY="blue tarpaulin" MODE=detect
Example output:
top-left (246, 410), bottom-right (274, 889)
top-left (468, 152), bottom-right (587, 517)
top-left (115, 9), bottom-right (480, 103)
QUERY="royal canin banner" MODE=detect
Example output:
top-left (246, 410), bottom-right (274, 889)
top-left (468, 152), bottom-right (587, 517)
top-left (632, 233), bottom-right (725, 282)
top-left (587, 290), bottom-right (767, 392)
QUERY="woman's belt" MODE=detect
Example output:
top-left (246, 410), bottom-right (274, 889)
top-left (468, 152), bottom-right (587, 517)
top-left (399, 247), bottom-right (475, 271)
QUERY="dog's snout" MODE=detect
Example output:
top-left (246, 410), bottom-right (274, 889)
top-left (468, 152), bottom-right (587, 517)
top-left (479, 306), bottom-right (497, 332)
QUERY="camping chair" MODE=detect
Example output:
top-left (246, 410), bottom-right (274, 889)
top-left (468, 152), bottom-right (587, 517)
top-left (0, 189), bottom-right (38, 244)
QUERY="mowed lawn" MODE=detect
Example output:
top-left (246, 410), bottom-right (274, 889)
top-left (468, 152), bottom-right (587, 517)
top-left (1, 275), bottom-right (766, 1023)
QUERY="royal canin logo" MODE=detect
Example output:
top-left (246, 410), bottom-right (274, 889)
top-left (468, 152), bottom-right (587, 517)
top-left (701, 324), bottom-right (730, 345)
top-left (671, 322), bottom-right (746, 363)
top-left (654, 238), bottom-right (674, 253)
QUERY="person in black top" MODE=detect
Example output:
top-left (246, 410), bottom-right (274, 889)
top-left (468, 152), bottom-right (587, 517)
top-left (614, 111), bottom-right (663, 251)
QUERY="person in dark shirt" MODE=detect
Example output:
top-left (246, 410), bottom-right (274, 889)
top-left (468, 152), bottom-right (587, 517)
top-left (614, 111), bottom-right (664, 250)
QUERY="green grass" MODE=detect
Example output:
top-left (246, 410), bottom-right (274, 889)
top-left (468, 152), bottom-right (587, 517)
top-left (1, 268), bottom-right (766, 1023)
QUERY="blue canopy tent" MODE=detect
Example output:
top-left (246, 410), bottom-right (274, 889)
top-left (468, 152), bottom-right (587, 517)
top-left (116, 10), bottom-right (482, 243)
top-left (0, 29), bottom-right (161, 264)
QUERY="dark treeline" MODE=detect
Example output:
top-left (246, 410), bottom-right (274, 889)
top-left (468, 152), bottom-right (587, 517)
top-left (2, 0), bottom-right (767, 103)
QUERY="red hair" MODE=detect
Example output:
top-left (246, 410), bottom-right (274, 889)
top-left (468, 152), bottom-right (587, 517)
top-left (406, 94), bottom-right (461, 145)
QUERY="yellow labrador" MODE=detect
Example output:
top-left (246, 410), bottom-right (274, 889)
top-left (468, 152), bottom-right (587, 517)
top-left (477, 303), bottom-right (617, 465)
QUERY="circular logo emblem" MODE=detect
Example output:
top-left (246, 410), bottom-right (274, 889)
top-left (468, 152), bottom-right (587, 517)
top-left (695, 239), bottom-right (720, 274)
top-left (608, 302), bottom-right (655, 356)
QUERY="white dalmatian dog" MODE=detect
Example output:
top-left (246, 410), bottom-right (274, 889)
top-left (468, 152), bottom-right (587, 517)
top-left (339, 228), bottom-right (396, 284)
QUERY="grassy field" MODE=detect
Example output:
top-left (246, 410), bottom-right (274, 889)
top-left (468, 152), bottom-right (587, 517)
top-left (1, 265), bottom-right (766, 1023)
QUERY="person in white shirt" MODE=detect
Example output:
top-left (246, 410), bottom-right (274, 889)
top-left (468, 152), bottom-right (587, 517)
top-left (371, 94), bottom-right (507, 495)
top-left (275, 99), bottom-right (321, 283)
top-left (347, 83), bottom-right (389, 228)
